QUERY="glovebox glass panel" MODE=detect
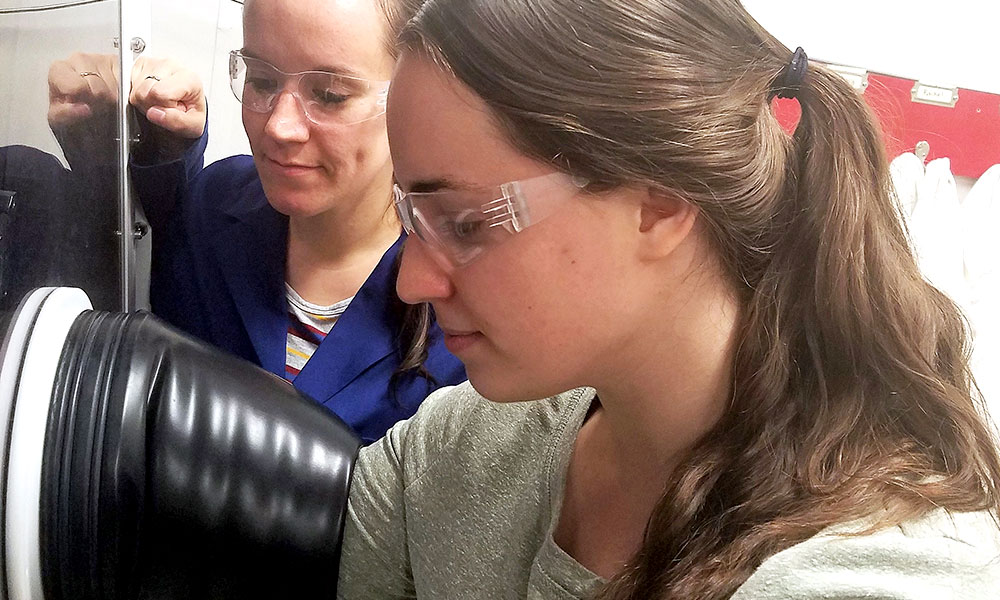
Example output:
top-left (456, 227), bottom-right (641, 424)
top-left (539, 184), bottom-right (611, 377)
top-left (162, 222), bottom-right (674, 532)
top-left (0, 0), bottom-right (124, 322)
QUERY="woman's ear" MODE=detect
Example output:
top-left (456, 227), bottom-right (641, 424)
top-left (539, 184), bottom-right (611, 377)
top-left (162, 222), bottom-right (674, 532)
top-left (637, 188), bottom-right (699, 261)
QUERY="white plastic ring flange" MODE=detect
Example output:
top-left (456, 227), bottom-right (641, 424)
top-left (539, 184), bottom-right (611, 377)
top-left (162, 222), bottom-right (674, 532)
top-left (0, 289), bottom-right (56, 508)
top-left (5, 287), bottom-right (92, 600)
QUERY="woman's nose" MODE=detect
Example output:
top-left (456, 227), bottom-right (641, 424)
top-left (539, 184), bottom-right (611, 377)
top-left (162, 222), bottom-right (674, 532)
top-left (263, 91), bottom-right (310, 143)
top-left (396, 236), bottom-right (455, 305)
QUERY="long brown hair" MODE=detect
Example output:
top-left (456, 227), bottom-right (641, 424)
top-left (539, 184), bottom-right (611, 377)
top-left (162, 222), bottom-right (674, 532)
top-left (376, 0), bottom-right (439, 386)
top-left (383, 0), bottom-right (438, 387)
top-left (401, 0), bottom-right (1000, 597)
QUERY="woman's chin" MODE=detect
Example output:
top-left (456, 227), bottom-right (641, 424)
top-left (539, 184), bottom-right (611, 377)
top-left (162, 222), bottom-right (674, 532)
top-left (261, 186), bottom-right (334, 219)
top-left (467, 370), bottom-right (564, 405)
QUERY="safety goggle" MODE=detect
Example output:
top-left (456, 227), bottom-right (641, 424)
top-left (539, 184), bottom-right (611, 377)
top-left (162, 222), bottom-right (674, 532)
top-left (228, 50), bottom-right (389, 126)
top-left (393, 172), bottom-right (589, 267)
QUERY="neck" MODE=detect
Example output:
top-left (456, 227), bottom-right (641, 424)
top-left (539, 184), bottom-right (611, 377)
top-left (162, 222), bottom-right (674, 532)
top-left (555, 280), bottom-right (740, 578)
top-left (591, 288), bottom-right (739, 487)
top-left (555, 235), bottom-right (742, 578)
top-left (285, 177), bottom-right (401, 304)
top-left (288, 203), bottom-right (398, 263)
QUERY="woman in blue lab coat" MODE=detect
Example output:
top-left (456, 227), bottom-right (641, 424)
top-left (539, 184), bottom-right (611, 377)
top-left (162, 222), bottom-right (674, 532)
top-left (121, 0), bottom-right (465, 443)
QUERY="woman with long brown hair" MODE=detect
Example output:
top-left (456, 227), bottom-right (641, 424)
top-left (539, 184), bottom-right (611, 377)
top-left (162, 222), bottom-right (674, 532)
top-left (337, 0), bottom-right (1000, 597)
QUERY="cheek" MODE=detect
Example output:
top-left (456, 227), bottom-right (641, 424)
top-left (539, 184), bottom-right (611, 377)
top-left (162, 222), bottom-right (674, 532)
top-left (356, 125), bottom-right (391, 164)
top-left (318, 124), bottom-right (390, 169)
top-left (534, 231), bottom-right (619, 299)
top-left (499, 232), bottom-right (633, 340)
top-left (472, 238), bottom-right (588, 332)
top-left (242, 110), bottom-right (265, 148)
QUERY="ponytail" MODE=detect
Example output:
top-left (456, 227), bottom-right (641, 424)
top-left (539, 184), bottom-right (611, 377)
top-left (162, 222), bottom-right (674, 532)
top-left (598, 48), bottom-right (1000, 600)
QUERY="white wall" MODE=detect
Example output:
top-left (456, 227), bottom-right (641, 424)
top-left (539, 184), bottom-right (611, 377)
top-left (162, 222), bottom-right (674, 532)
top-left (146, 0), bottom-right (248, 165)
top-left (743, 0), bottom-right (1000, 94)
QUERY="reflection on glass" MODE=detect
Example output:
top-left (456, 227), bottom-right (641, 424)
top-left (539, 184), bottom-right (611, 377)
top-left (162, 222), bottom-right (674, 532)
top-left (0, 1), bottom-right (110, 12)
top-left (0, 0), bottom-right (122, 321)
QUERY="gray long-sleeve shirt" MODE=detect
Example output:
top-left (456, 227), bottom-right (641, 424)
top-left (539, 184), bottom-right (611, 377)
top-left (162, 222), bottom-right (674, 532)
top-left (338, 382), bottom-right (1000, 599)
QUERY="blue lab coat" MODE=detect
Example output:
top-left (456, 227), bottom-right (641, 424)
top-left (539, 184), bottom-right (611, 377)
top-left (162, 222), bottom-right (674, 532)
top-left (131, 132), bottom-right (466, 443)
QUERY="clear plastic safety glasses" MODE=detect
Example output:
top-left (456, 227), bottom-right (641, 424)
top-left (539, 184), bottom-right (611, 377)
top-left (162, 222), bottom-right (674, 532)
top-left (393, 172), bottom-right (589, 267)
top-left (228, 51), bottom-right (389, 126)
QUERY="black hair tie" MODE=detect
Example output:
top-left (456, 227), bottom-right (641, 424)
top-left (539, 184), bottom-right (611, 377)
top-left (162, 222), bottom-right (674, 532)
top-left (772, 47), bottom-right (808, 100)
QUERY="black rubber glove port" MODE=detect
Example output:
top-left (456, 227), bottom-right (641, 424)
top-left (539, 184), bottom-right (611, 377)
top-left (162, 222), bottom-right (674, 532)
top-left (41, 311), bottom-right (360, 600)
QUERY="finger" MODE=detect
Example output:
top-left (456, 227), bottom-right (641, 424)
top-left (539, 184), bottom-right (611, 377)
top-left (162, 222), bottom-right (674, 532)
top-left (48, 60), bottom-right (92, 101)
top-left (109, 54), bottom-right (121, 88)
top-left (145, 105), bottom-right (206, 139)
top-left (48, 101), bottom-right (94, 129)
top-left (144, 74), bottom-right (203, 109)
top-left (129, 74), bottom-right (159, 108)
top-left (130, 55), bottom-right (147, 84)
top-left (133, 73), bottom-right (207, 128)
top-left (130, 56), bottom-right (174, 88)
top-left (128, 56), bottom-right (207, 137)
top-left (130, 55), bottom-right (160, 90)
top-left (65, 53), bottom-right (119, 104)
top-left (130, 59), bottom-right (185, 107)
top-left (94, 56), bottom-right (121, 102)
top-left (82, 69), bottom-right (118, 105)
top-left (68, 52), bottom-right (120, 91)
top-left (170, 69), bottom-right (208, 112)
top-left (129, 56), bottom-right (149, 81)
top-left (130, 57), bottom-right (162, 104)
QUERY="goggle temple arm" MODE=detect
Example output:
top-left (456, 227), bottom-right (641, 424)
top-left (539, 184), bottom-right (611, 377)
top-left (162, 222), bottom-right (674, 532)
top-left (485, 181), bottom-right (527, 233)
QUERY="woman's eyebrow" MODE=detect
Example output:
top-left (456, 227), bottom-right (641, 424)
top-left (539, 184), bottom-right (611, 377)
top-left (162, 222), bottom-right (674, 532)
top-left (403, 176), bottom-right (480, 194)
top-left (238, 48), bottom-right (363, 78)
top-left (311, 63), bottom-right (365, 78)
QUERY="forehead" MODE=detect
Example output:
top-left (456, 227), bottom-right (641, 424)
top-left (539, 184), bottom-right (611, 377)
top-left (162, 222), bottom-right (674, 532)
top-left (243, 0), bottom-right (389, 76)
top-left (387, 52), bottom-right (549, 190)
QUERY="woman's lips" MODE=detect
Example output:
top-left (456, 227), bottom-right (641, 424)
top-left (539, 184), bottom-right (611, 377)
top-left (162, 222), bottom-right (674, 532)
top-left (265, 157), bottom-right (320, 177)
top-left (441, 330), bottom-right (484, 354)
